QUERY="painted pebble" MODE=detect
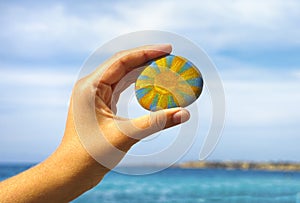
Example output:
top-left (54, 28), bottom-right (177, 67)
top-left (135, 54), bottom-right (203, 111)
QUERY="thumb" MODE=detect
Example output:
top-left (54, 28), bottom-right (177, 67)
top-left (126, 107), bottom-right (190, 140)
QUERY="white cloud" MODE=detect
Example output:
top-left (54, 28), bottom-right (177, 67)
top-left (0, 0), bottom-right (299, 60)
top-left (215, 56), bottom-right (300, 81)
top-left (173, 0), bottom-right (300, 50)
top-left (0, 68), bottom-right (76, 87)
top-left (224, 80), bottom-right (300, 127)
top-left (0, 66), bottom-right (75, 107)
top-left (214, 58), bottom-right (300, 127)
top-left (293, 70), bottom-right (300, 79)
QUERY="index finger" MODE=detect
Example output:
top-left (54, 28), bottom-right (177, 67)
top-left (95, 44), bottom-right (172, 85)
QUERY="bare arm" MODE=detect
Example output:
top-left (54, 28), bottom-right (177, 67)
top-left (0, 44), bottom-right (190, 202)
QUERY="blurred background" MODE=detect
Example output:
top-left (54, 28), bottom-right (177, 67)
top-left (1, 0), bottom-right (299, 163)
top-left (1, 1), bottom-right (300, 202)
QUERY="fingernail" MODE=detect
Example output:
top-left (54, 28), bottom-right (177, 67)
top-left (172, 109), bottom-right (190, 124)
top-left (155, 44), bottom-right (172, 53)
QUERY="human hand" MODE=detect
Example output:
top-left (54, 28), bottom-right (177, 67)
top-left (63, 44), bottom-right (191, 170)
top-left (0, 44), bottom-right (191, 203)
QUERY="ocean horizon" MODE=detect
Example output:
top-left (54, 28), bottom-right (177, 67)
top-left (1, 163), bottom-right (300, 202)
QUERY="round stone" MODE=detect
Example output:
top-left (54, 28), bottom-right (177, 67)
top-left (135, 54), bottom-right (203, 111)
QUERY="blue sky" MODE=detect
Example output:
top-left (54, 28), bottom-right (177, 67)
top-left (0, 0), bottom-right (300, 163)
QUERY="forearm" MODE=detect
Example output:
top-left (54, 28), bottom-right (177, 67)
top-left (0, 129), bottom-right (109, 203)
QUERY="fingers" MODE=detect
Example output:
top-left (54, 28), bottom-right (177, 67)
top-left (136, 108), bottom-right (190, 135)
top-left (110, 67), bottom-right (145, 113)
top-left (115, 108), bottom-right (190, 141)
top-left (92, 44), bottom-right (172, 86)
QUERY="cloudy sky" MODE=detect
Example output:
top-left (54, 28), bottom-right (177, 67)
top-left (0, 0), bottom-right (300, 163)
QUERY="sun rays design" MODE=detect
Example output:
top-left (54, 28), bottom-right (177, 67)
top-left (135, 55), bottom-right (203, 111)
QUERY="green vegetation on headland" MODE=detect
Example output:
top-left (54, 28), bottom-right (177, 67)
top-left (178, 161), bottom-right (300, 172)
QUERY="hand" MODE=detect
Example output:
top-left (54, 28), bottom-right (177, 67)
top-left (64, 44), bottom-right (191, 169)
top-left (0, 44), bottom-right (190, 203)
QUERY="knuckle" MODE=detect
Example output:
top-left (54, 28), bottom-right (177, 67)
top-left (73, 76), bottom-right (93, 98)
top-left (113, 50), bottom-right (126, 58)
top-left (150, 112), bottom-right (166, 131)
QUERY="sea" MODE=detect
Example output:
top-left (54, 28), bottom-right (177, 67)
top-left (1, 164), bottom-right (300, 203)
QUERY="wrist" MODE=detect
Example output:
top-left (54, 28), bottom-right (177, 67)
top-left (37, 140), bottom-right (109, 201)
top-left (54, 130), bottom-right (110, 186)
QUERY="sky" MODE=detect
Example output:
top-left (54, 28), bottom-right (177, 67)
top-left (0, 0), bottom-right (300, 164)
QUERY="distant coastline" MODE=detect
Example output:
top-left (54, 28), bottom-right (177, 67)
top-left (2, 162), bottom-right (300, 172)
top-left (178, 161), bottom-right (300, 172)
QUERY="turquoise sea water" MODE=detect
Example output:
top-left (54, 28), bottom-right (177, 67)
top-left (1, 164), bottom-right (300, 203)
